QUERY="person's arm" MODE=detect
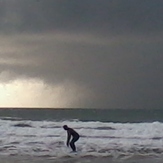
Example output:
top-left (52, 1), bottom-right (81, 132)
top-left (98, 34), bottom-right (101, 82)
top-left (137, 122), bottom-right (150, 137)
top-left (66, 130), bottom-right (71, 147)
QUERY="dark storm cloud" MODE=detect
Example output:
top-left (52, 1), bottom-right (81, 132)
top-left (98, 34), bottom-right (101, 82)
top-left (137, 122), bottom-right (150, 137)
top-left (1, 33), bottom-right (163, 108)
top-left (1, 0), bottom-right (163, 34)
top-left (0, 0), bottom-right (163, 108)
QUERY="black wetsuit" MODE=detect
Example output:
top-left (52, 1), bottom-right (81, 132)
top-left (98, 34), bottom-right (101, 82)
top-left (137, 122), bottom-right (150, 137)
top-left (67, 128), bottom-right (80, 151)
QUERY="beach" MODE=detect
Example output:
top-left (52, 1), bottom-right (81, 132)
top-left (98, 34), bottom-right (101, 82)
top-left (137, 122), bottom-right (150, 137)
top-left (0, 155), bottom-right (163, 163)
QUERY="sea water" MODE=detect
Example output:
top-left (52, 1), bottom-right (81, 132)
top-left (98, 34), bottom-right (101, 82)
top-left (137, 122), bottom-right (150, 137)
top-left (0, 108), bottom-right (163, 163)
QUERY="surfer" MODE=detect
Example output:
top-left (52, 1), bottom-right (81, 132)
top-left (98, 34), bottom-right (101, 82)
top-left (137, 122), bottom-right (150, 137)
top-left (63, 125), bottom-right (80, 152)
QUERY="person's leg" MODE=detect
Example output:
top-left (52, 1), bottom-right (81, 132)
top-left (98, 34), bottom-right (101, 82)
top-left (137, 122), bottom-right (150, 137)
top-left (70, 136), bottom-right (79, 151)
top-left (70, 140), bottom-right (76, 151)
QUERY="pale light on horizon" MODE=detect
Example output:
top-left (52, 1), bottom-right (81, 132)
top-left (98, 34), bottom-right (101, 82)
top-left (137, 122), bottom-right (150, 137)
top-left (0, 78), bottom-right (91, 108)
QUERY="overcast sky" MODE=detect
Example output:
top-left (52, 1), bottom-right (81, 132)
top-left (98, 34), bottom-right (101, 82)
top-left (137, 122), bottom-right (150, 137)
top-left (0, 0), bottom-right (163, 108)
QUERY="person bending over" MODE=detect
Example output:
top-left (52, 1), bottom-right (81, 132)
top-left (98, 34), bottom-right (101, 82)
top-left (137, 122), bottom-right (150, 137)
top-left (63, 125), bottom-right (80, 152)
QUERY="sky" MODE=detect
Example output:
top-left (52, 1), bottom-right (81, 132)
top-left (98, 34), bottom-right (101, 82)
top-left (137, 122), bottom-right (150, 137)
top-left (0, 0), bottom-right (163, 109)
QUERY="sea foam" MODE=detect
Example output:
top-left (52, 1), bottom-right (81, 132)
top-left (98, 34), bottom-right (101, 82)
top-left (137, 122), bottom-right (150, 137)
top-left (0, 118), bottom-right (163, 159)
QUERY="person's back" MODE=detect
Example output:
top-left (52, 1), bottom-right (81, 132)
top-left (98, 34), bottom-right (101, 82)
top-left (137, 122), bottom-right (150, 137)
top-left (67, 127), bottom-right (79, 137)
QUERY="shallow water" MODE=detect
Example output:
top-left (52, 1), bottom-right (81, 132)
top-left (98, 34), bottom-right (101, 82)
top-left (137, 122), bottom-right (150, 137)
top-left (0, 155), bottom-right (163, 163)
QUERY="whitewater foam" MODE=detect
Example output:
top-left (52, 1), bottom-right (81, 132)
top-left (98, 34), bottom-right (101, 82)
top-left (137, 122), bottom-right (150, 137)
top-left (0, 118), bottom-right (163, 159)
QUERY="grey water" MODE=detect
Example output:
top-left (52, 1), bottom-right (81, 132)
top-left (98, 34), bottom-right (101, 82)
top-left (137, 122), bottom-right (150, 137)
top-left (1, 108), bottom-right (163, 163)
top-left (0, 108), bottom-right (163, 123)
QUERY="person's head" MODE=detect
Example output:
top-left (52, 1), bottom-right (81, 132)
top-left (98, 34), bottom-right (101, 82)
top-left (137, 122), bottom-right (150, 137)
top-left (63, 125), bottom-right (68, 130)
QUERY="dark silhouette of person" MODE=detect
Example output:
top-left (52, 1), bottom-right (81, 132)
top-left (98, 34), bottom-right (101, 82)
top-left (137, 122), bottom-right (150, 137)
top-left (63, 125), bottom-right (80, 152)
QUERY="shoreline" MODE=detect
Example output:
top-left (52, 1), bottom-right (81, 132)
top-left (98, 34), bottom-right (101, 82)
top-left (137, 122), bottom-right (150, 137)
top-left (0, 154), bottom-right (163, 163)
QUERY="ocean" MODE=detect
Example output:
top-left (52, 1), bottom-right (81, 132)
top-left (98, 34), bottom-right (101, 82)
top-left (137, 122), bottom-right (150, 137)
top-left (0, 108), bottom-right (163, 163)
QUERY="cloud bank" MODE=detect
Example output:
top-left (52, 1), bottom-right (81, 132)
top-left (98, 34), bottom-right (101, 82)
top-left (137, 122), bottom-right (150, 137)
top-left (0, 0), bottom-right (163, 108)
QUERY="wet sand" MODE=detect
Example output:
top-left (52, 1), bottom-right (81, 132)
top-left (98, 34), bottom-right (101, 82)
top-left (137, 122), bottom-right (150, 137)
top-left (0, 155), bottom-right (163, 163)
